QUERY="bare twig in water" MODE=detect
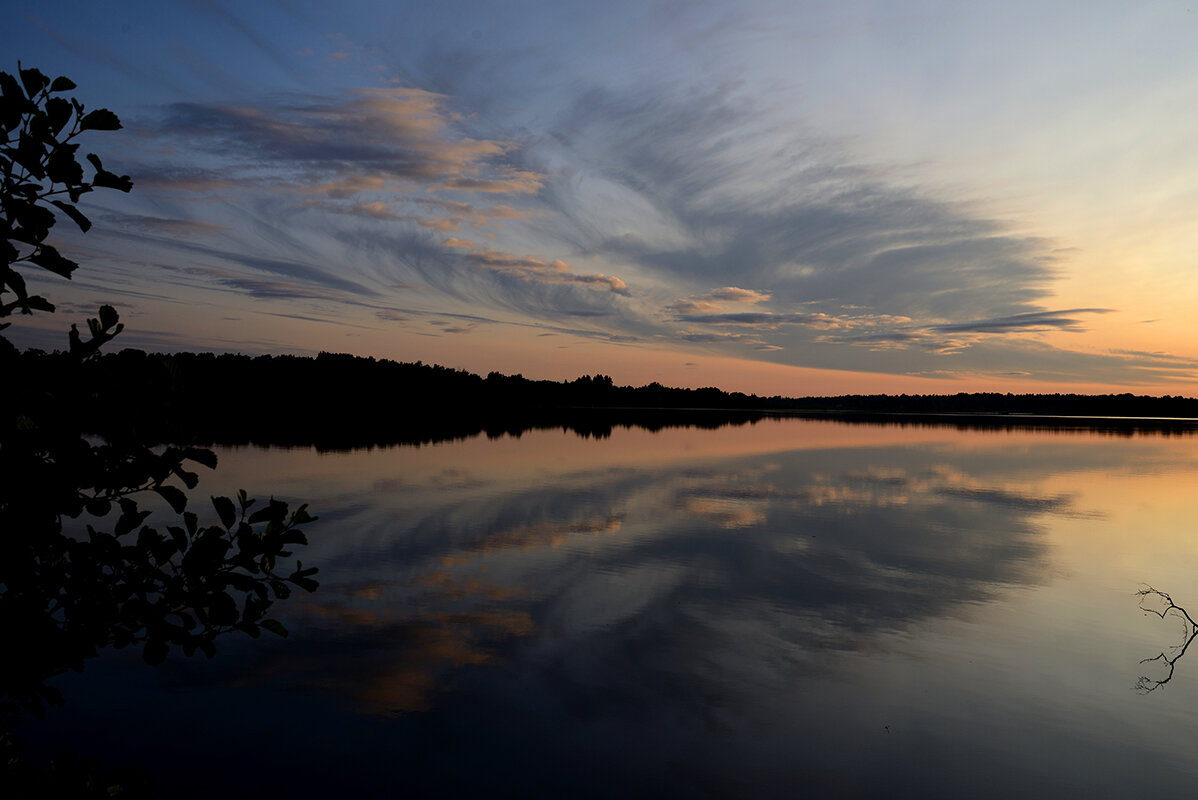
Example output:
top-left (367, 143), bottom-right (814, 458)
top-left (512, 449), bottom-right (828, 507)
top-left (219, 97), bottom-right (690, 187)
top-left (1136, 586), bottom-right (1198, 693)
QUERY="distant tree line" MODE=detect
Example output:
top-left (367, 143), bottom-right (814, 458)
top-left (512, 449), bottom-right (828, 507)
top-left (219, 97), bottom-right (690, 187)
top-left (9, 347), bottom-right (1198, 449)
top-left (5, 348), bottom-right (769, 449)
top-left (773, 391), bottom-right (1198, 417)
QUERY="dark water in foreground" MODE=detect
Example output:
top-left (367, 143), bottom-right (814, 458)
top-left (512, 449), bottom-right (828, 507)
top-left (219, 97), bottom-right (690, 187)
top-left (23, 418), bottom-right (1198, 797)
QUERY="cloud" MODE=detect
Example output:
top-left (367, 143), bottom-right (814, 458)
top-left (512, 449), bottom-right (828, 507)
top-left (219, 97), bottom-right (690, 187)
top-left (430, 319), bottom-right (479, 335)
top-left (412, 199), bottom-right (533, 231)
top-left (98, 211), bottom-right (228, 238)
top-left (1107, 349), bottom-right (1198, 368)
top-left (521, 83), bottom-right (1157, 378)
top-left (130, 166), bottom-right (236, 194)
top-left (932, 308), bottom-right (1115, 334)
top-left (82, 58), bottom-right (1196, 386)
top-left (452, 244), bottom-right (631, 296)
top-left (157, 88), bottom-right (544, 199)
top-left (166, 241), bottom-right (380, 297)
top-left (809, 308), bottom-right (1116, 355)
top-left (665, 286), bottom-right (772, 315)
top-left (112, 85), bottom-right (643, 328)
top-left (678, 330), bottom-right (759, 343)
top-left (194, 273), bottom-right (335, 302)
top-left (674, 311), bottom-right (843, 329)
top-left (704, 287), bottom-right (772, 304)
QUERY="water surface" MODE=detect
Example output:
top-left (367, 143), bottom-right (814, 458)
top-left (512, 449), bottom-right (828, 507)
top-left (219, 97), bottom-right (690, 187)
top-left (27, 418), bottom-right (1198, 797)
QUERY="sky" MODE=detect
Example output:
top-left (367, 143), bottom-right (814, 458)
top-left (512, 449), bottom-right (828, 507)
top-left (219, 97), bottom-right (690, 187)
top-left (4, 0), bottom-right (1198, 396)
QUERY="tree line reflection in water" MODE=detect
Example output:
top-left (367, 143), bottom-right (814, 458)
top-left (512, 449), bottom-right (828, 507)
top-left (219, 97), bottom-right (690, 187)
top-left (14, 416), bottom-right (1198, 798)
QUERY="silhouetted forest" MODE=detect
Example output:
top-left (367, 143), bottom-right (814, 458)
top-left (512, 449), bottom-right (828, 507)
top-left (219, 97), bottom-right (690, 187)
top-left (9, 347), bottom-right (1198, 449)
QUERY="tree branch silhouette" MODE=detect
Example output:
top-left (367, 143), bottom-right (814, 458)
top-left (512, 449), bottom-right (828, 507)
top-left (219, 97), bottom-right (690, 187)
top-left (1, 65), bottom-right (319, 796)
top-left (1135, 586), bottom-right (1198, 693)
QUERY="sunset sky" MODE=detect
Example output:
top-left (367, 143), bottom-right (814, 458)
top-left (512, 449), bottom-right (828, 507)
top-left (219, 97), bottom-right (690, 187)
top-left (5, 1), bottom-right (1197, 396)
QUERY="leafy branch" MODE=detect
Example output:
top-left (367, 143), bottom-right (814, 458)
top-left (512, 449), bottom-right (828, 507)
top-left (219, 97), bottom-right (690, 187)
top-left (0, 67), bottom-right (320, 743)
top-left (1, 62), bottom-right (131, 325)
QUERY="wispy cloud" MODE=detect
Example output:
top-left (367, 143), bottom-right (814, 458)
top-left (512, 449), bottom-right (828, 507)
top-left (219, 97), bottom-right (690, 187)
top-left (665, 286), bottom-right (772, 314)
top-left (157, 88), bottom-right (543, 199)
top-left (932, 309), bottom-right (1115, 335)
top-left (454, 245), bottom-right (630, 295)
top-left (97, 211), bottom-right (228, 239)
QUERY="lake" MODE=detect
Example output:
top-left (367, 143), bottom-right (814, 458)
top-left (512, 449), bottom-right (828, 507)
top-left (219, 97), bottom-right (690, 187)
top-left (23, 417), bottom-right (1198, 797)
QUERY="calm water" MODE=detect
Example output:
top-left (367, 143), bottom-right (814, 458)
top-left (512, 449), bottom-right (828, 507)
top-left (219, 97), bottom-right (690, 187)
top-left (25, 418), bottom-right (1198, 797)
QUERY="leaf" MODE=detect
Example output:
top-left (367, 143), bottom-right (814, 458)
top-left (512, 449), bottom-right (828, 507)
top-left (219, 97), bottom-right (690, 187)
top-left (280, 529), bottom-right (308, 546)
top-left (290, 504), bottom-right (316, 525)
top-left (84, 497), bottom-right (111, 517)
top-left (248, 498), bottom-right (287, 525)
top-left (3, 266), bottom-right (28, 302)
top-left (12, 130), bottom-right (47, 179)
top-left (167, 525), bottom-right (188, 553)
top-left (14, 199), bottom-right (56, 238)
top-left (67, 184), bottom-right (92, 202)
top-left (49, 75), bottom-right (77, 92)
top-left (18, 65), bottom-right (48, 98)
top-left (224, 573), bottom-right (264, 594)
top-left (28, 245), bottom-right (78, 278)
top-left (98, 303), bottom-right (119, 330)
top-left (212, 495), bottom-right (236, 530)
top-left (95, 170), bottom-right (134, 192)
top-left (181, 447), bottom-right (218, 470)
top-left (259, 619), bottom-right (289, 638)
top-left (114, 498), bottom-right (151, 535)
top-left (45, 96), bottom-right (72, 136)
top-left (154, 485), bottom-right (188, 514)
top-left (51, 200), bottom-right (91, 232)
top-left (115, 512), bottom-right (142, 537)
top-left (210, 593), bottom-right (239, 626)
top-left (292, 577), bottom-right (319, 593)
top-left (45, 141), bottom-right (83, 183)
top-left (79, 108), bottom-right (122, 131)
top-left (143, 639), bottom-right (169, 666)
top-left (136, 525), bottom-right (161, 551)
top-left (175, 467), bottom-right (199, 490)
top-left (0, 72), bottom-right (28, 131)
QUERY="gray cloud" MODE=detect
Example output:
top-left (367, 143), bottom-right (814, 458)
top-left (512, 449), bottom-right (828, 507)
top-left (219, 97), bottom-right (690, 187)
top-left (516, 85), bottom-right (1166, 376)
top-left (64, 59), bottom-right (1194, 386)
top-left (932, 308), bottom-right (1115, 334)
top-left (536, 84), bottom-right (1054, 317)
top-left (675, 311), bottom-right (843, 328)
top-left (97, 211), bottom-right (228, 239)
top-left (158, 89), bottom-right (543, 197)
top-left (167, 241), bottom-right (380, 298)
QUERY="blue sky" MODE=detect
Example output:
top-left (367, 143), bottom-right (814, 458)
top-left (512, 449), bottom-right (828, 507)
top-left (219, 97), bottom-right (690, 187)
top-left (5, 0), bottom-right (1198, 394)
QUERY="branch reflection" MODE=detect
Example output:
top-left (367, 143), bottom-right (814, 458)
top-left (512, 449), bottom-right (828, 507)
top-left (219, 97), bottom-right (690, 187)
top-left (1136, 587), bottom-right (1198, 693)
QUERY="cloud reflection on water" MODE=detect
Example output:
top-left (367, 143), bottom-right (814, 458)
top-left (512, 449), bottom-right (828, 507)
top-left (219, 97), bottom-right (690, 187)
top-left (199, 440), bottom-right (1078, 723)
top-left (44, 421), bottom-right (1198, 798)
